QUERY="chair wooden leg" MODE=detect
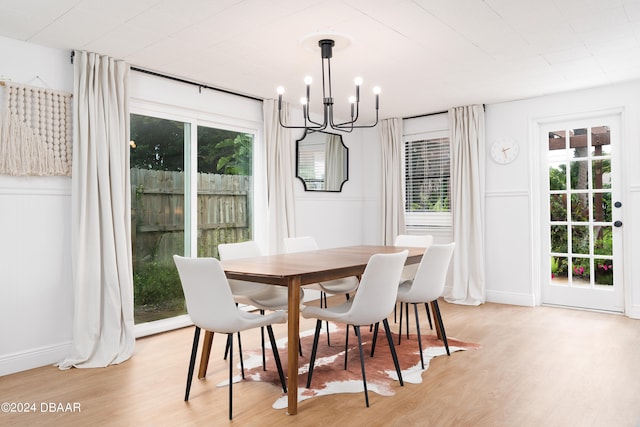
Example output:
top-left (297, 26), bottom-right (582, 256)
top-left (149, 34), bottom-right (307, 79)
top-left (228, 333), bottom-right (233, 420)
top-left (266, 325), bottom-right (287, 393)
top-left (432, 300), bottom-right (450, 356)
top-left (354, 325), bottom-right (369, 407)
top-left (198, 330), bottom-right (213, 379)
top-left (382, 319), bottom-right (404, 386)
top-left (413, 303), bottom-right (425, 369)
top-left (185, 326), bottom-right (201, 401)
top-left (306, 319), bottom-right (323, 388)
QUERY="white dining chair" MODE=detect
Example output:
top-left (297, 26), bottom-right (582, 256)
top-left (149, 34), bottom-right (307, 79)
top-left (302, 250), bottom-right (408, 407)
top-left (396, 243), bottom-right (455, 369)
top-left (284, 236), bottom-right (360, 346)
top-left (173, 255), bottom-right (287, 420)
top-left (218, 240), bottom-right (304, 367)
top-left (394, 234), bottom-right (434, 331)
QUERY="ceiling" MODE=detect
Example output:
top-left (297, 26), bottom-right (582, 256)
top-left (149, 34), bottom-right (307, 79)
top-left (3, 0), bottom-right (640, 123)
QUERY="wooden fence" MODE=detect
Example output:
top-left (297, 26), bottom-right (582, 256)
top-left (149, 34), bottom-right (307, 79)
top-left (131, 168), bottom-right (251, 266)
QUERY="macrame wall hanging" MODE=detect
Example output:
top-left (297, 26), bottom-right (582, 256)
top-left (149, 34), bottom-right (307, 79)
top-left (0, 81), bottom-right (72, 176)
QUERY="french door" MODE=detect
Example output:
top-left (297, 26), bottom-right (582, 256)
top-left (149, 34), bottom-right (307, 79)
top-left (540, 114), bottom-right (624, 312)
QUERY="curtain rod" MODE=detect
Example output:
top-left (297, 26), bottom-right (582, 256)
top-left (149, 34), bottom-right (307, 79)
top-left (403, 110), bottom-right (447, 120)
top-left (130, 66), bottom-right (263, 102)
top-left (70, 50), bottom-right (262, 102)
top-left (403, 104), bottom-right (485, 120)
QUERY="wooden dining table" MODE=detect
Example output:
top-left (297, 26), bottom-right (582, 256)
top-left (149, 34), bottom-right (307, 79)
top-left (197, 244), bottom-right (426, 415)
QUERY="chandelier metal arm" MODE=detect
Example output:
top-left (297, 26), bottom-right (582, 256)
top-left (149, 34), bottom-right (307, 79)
top-left (278, 105), bottom-right (326, 130)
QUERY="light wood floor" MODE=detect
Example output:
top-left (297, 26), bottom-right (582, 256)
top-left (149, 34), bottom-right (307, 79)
top-left (2, 300), bottom-right (640, 427)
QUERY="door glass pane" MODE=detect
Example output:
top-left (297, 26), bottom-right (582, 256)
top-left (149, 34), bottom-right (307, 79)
top-left (196, 126), bottom-right (253, 259)
top-left (570, 193), bottom-right (589, 222)
top-left (591, 159), bottom-right (610, 190)
top-left (550, 225), bottom-right (568, 253)
top-left (130, 114), bottom-right (187, 324)
top-left (549, 162), bottom-right (567, 190)
top-left (571, 257), bottom-right (590, 285)
top-left (571, 225), bottom-right (589, 255)
top-left (594, 259), bottom-right (613, 286)
top-left (569, 128), bottom-right (588, 159)
top-left (551, 256), bottom-right (568, 282)
top-left (570, 160), bottom-right (589, 190)
top-left (591, 126), bottom-right (610, 157)
top-left (550, 194), bottom-right (567, 221)
top-left (594, 226), bottom-right (613, 256)
top-left (548, 130), bottom-right (566, 151)
top-left (592, 193), bottom-right (611, 222)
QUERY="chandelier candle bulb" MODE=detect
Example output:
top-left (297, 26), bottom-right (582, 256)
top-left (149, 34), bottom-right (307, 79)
top-left (277, 86), bottom-right (284, 110)
top-left (373, 86), bottom-right (381, 109)
top-left (304, 76), bottom-right (312, 104)
top-left (349, 96), bottom-right (356, 117)
top-left (355, 77), bottom-right (362, 102)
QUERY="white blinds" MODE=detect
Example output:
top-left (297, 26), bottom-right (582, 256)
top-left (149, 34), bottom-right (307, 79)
top-left (404, 136), bottom-right (450, 212)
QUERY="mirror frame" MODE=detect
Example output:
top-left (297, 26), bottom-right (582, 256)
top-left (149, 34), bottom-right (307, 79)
top-left (295, 130), bottom-right (349, 192)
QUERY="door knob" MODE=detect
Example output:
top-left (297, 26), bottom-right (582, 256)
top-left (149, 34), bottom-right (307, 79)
top-left (614, 220), bottom-right (623, 227)
top-left (614, 201), bottom-right (622, 208)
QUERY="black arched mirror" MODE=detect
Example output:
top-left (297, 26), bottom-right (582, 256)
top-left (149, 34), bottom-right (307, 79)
top-left (295, 130), bottom-right (348, 192)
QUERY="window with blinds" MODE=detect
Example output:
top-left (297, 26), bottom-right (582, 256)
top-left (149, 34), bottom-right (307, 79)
top-left (405, 136), bottom-right (451, 213)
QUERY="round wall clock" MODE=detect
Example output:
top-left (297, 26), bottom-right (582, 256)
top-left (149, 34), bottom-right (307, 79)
top-left (490, 138), bottom-right (519, 164)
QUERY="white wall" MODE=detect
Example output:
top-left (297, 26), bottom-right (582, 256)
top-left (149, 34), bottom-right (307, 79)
top-left (484, 82), bottom-right (640, 316)
top-left (0, 36), bottom-right (74, 375)
top-left (291, 118), bottom-right (372, 248)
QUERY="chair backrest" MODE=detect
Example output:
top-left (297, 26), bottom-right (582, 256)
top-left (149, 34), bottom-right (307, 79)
top-left (345, 250), bottom-right (408, 326)
top-left (395, 234), bottom-right (434, 282)
top-left (394, 234), bottom-right (434, 248)
top-left (283, 236), bottom-right (318, 253)
top-left (173, 255), bottom-right (244, 333)
top-left (409, 243), bottom-right (456, 302)
top-left (218, 240), bottom-right (262, 260)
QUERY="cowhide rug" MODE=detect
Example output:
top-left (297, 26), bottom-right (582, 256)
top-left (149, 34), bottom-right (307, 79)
top-left (218, 322), bottom-right (480, 409)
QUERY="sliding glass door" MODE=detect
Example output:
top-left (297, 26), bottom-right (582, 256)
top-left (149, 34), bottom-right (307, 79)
top-left (130, 113), bottom-right (254, 325)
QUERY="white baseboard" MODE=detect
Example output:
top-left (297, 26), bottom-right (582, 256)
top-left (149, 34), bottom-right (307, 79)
top-left (626, 304), bottom-right (640, 319)
top-left (442, 286), bottom-right (536, 307)
top-left (0, 342), bottom-right (71, 377)
top-left (485, 289), bottom-right (536, 306)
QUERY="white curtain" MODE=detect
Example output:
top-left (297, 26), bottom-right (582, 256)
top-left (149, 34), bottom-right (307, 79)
top-left (380, 118), bottom-right (406, 245)
top-left (58, 51), bottom-right (135, 369)
top-left (263, 99), bottom-right (296, 254)
top-left (446, 105), bottom-right (486, 306)
top-left (325, 133), bottom-right (344, 191)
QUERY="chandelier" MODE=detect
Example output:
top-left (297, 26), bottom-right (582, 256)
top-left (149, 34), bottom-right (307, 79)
top-left (277, 39), bottom-right (380, 133)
